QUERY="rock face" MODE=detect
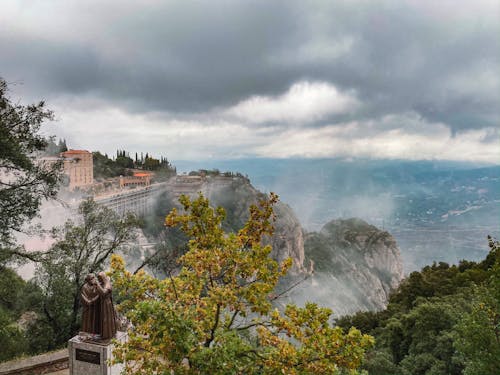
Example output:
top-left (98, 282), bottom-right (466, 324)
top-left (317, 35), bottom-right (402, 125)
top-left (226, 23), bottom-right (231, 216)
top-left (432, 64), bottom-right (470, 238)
top-left (152, 176), bottom-right (404, 314)
top-left (157, 175), bottom-right (307, 273)
top-left (202, 177), bottom-right (307, 274)
top-left (293, 218), bottom-right (404, 315)
top-left (271, 202), bottom-right (305, 273)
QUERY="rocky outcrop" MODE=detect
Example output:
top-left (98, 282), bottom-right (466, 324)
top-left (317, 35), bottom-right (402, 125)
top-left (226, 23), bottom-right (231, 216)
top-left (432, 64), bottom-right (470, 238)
top-left (271, 202), bottom-right (305, 273)
top-left (204, 178), bottom-right (307, 274)
top-left (152, 176), bottom-right (404, 314)
top-left (290, 218), bottom-right (404, 315)
top-left (157, 175), bottom-right (307, 273)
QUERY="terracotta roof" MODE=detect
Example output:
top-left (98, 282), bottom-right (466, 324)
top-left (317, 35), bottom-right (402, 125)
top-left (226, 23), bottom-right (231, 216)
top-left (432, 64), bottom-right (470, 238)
top-left (133, 173), bottom-right (151, 177)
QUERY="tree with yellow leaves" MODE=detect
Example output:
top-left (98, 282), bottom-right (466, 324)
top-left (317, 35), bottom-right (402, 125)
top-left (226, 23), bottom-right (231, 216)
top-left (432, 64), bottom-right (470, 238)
top-left (110, 193), bottom-right (373, 374)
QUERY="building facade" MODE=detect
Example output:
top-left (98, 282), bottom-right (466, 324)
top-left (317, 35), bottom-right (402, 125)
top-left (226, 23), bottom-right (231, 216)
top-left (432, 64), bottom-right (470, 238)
top-left (61, 150), bottom-right (93, 190)
top-left (119, 172), bottom-right (151, 188)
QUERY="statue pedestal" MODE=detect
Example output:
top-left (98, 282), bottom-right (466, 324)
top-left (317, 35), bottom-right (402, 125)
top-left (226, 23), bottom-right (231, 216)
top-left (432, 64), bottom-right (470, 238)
top-left (68, 331), bottom-right (127, 375)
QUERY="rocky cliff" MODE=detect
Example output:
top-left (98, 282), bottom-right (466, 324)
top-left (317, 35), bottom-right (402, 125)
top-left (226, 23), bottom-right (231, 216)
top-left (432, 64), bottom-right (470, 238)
top-left (147, 175), bottom-right (404, 314)
top-left (289, 218), bottom-right (404, 315)
top-left (183, 176), bottom-right (307, 273)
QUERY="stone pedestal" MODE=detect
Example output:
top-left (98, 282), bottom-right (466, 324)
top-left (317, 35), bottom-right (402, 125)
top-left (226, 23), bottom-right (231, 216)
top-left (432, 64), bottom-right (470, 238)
top-left (68, 331), bottom-right (127, 375)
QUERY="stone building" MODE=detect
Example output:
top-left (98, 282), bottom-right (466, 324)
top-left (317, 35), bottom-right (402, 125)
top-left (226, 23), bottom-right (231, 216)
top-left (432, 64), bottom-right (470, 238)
top-left (119, 172), bottom-right (151, 188)
top-left (61, 150), bottom-right (93, 190)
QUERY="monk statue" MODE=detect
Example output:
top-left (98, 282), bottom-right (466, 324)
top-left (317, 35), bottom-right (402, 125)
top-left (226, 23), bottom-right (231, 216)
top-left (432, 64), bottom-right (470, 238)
top-left (95, 272), bottom-right (118, 340)
top-left (80, 274), bottom-right (100, 334)
top-left (80, 272), bottom-right (118, 340)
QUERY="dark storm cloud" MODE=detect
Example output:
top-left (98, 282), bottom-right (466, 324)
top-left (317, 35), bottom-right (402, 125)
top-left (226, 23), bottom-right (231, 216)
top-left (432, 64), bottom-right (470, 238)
top-left (1, 0), bottom-right (498, 131)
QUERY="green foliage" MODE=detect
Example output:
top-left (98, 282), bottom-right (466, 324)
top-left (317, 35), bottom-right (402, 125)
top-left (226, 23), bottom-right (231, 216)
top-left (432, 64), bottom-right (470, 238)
top-left (30, 198), bottom-right (140, 351)
top-left (92, 151), bottom-right (130, 178)
top-left (338, 237), bottom-right (500, 375)
top-left (110, 193), bottom-right (374, 374)
top-left (0, 267), bottom-right (29, 361)
top-left (0, 78), bottom-right (61, 261)
top-left (453, 237), bottom-right (500, 375)
top-left (93, 150), bottom-right (175, 179)
top-left (0, 267), bottom-right (49, 361)
top-left (0, 266), bottom-right (27, 314)
top-left (362, 349), bottom-right (399, 375)
top-left (0, 306), bottom-right (28, 362)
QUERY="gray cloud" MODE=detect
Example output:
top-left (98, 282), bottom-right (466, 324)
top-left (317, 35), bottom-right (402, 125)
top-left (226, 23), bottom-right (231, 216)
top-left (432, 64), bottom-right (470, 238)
top-left (1, 0), bottom-right (499, 149)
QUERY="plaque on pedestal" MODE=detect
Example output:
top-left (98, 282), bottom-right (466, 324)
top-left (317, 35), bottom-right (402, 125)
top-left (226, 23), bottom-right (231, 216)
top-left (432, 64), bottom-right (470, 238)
top-left (68, 331), bottom-right (127, 375)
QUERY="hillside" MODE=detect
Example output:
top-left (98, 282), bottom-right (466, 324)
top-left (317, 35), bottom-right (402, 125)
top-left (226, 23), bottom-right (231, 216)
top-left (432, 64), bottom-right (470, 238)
top-left (174, 158), bottom-right (500, 271)
top-left (287, 218), bottom-right (404, 315)
top-left (336, 237), bottom-right (500, 375)
top-left (142, 174), bottom-right (403, 313)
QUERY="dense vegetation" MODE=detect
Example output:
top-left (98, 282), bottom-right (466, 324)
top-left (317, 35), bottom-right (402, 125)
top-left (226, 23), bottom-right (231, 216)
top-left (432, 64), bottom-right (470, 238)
top-left (111, 193), bottom-right (374, 374)
top-left (93, 150), bottom-right (176, 179)
top-left (0, 199), bottom-right (140, 359)
top-left (337, 236), bottom-right (500, 375)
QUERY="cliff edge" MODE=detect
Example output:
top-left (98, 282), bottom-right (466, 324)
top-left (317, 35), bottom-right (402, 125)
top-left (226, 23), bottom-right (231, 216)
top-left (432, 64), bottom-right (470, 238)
top-left (291, 218), bottom-right (404, 315)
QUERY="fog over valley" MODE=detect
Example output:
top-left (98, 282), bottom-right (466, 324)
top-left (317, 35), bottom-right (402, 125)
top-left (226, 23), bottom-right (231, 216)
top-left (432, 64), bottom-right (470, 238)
top-left (175, 158), bottom-right (500, 272)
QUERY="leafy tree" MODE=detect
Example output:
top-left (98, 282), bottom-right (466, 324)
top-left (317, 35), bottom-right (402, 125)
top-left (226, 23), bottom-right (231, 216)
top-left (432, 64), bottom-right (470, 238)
top-left (110, 193), bottom-right (374, 374)
top-left (337, 237), bottom-right (500, 375)
top-left (0, 266), bottom-right (48, 361)
top-left (93, 151), bottom-right (130, 178)
top-left (115, 150), bottom-right (134, 169)
top-left (454, 237), bottom-right (500, 375)
top-left (0, 78), bottom-right (61, 262)
top-left (0, 266), bottom-right (29, 361)
top-left (31, 198), bottom-right (140, 350)
top-left (0, 306), bottom-right (27, 361)
top-left (143, 155), bottom-right (160, 170)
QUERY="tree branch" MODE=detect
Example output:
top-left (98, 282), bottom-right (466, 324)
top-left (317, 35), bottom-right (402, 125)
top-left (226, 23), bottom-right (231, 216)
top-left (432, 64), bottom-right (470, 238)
top-left (205, 303), bottom-right (221, 347)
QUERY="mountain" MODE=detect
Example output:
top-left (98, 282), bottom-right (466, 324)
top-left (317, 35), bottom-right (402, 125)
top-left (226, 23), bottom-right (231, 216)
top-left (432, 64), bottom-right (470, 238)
top-left (144, 174), bottom-right (403, 313)
top-left (173, 158), bottom-right (500, 271)
top-left (295, 218), bottom-right (404, 315)
top-left (143, 175), bottom-right (307, 274)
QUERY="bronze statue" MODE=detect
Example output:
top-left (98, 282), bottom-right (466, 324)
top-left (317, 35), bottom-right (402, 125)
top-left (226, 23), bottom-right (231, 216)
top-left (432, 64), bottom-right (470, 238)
top-left (95, 272), bottom-right (118, 339)
top-left (80, 272), bottom-right (117, 340)
top-left (81, 274), bottom-right (100, 334)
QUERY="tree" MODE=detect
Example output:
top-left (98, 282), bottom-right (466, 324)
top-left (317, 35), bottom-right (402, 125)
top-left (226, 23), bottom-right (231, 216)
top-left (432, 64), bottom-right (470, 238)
top-left (0, 266), bottom-right (31, 361)
top-left (0, 78), bottom-right (61, 262)
top-left (454, 237), bottom-right (500, 375)
top-left (32, 198), bottom-right (140, 350)
top-left (143, 155), bottom-right (160, 170)
top-left (110, 193), bottom-right (374, 374)
top-left (115, 150), bottom-right (134, 169)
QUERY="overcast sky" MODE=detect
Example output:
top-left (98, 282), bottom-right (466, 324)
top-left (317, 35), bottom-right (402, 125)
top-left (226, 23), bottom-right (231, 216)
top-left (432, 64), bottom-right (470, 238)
top-left (1, 0), bottom-right (499, 162)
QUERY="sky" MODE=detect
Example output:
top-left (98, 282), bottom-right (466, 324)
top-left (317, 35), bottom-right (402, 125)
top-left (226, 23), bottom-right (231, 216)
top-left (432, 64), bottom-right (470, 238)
top-left (1, 0), bottom-right (499, 163)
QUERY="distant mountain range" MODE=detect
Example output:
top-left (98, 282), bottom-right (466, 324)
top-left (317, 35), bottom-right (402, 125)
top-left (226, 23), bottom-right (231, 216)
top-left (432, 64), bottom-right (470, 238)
top-left (173, 158), bottom-right (500, 272)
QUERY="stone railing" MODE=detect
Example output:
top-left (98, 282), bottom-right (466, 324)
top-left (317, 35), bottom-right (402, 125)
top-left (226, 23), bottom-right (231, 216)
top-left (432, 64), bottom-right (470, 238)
top-left (0, 349), bottom-right (68, 375)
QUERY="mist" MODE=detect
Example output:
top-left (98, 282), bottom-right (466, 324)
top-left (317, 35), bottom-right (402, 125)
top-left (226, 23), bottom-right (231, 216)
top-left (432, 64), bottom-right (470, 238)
top-left (173, 158), bottom-right (500, 272)
top-left (15, 196), bottom-right (79, 279)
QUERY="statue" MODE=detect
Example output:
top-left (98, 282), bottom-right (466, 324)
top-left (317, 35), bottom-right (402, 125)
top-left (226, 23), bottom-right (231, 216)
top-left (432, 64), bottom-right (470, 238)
top-left (80, 272), bottom-right (118, 340)
top-left (81, 274), bottom-right (100, 335)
